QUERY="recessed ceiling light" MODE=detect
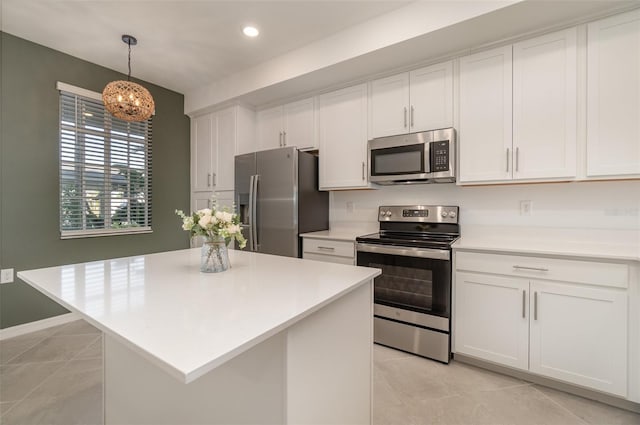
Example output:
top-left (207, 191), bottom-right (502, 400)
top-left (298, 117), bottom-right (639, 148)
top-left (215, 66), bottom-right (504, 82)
top-left (243, 26), bottom-right (259, 37)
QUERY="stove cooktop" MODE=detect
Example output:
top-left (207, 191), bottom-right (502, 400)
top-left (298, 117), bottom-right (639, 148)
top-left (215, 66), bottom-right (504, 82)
top-left (356, 232), bottom-right (459, 250)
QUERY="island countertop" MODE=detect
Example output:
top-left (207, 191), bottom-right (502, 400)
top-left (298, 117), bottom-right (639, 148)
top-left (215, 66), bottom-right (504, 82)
top-left (18, 248), bottom-right (380, 384)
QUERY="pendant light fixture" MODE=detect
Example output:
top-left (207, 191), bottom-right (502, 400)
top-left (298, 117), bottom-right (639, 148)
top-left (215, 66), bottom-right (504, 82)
top-left (102, 35), bottom-right (155, 122)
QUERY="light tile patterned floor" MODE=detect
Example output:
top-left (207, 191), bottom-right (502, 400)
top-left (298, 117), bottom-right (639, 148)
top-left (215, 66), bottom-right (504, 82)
top-left (1, 320), bottom-right (638, 424)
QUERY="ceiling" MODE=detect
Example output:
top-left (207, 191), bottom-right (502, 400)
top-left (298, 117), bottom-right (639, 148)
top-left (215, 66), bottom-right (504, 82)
top-left (1, 0), bottom-right (411, 95)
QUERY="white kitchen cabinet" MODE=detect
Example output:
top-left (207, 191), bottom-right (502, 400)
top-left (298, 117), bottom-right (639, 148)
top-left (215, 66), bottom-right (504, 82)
top-left (257, 105), bottom-right (284, 150)
top-left (454, 250), bottom-right (630, 397)
top-left (369, 61), bottom-right (453, 139)
top-left (191, 106), bottom-right (255, 193)
top-left (318, 84), bottom-right (372, 190)
top-left (216, 107), bottom-right (237, 191)
top-left (587, 9), bottom-right (640, 178)
top-left (235, 106), bottom-right (258, 156)
top-left (513, 28), bottom-right (577, 180)
top-left (529, 280), bottom-right (627, 396)
top-left (459, 28), bottom-right (577, 183)
top-left (409, 61), bottom-right (454, 133)
top-left (283, 97), bottom-right (317, 150)
top-left (302, 238), bottom-right (355, 265)
top-left (257, 97), bottom-right (317, 151)
top-left (459, 46), bottom-right (513, 183)
top-left (192, 113), bottom-right (217, 192)
top-left (369, 73), bottom-right (410, 138)
top-left (455, 272), bottom-right (529, 371)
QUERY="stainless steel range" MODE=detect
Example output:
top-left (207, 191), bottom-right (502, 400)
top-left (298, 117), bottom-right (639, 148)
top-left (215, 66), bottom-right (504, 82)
top-left (356, 205), bottom-right (459, 363)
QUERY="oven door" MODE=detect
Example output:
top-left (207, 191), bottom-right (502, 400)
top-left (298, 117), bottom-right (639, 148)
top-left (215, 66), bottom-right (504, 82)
top-left (356, 243), bottom-right (451, 324)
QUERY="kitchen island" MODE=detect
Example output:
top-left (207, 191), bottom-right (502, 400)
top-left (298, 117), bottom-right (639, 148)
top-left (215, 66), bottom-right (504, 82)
top-left (18, 248), bottom-right (380, 425)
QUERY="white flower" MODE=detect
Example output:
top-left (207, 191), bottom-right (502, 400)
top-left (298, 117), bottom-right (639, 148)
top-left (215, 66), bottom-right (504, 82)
top-left (182, 217), bottom-right (194, 231)
top-left (198, 215), bottom-right (212, 228)
top-left (197, 208), bottom-right (212, 217)
top-left (216, 211), bottom-right (233, 223)
top-left (227, 224), bottom-right (241, 235)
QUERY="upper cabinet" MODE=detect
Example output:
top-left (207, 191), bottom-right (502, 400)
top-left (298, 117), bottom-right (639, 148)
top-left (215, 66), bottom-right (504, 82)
top-left (257, 97), bottom-right (317, 151)
top-left (191, 105), bottom-right (256, 193)
top-left (459, 28), bottom-right (577, 184)
top-left (318, 84), bottom-right (372, 190)
top-left (192, 113), bottom-right (217, 192)
top-left (369, 61), bottom-right (453, 139)
top-left (512, 28), bottom-right (577, 180)
top-left (459, 46), bottom-right (513, 183)
top-left (587, 9), bottom-right (640, 178)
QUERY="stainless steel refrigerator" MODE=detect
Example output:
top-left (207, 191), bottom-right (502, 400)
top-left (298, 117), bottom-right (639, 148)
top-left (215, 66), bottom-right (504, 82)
top-left (235, 147), bottom-right (329, 258)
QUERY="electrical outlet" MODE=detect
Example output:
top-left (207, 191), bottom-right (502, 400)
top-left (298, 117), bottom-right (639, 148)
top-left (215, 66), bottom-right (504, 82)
top-left (520, 200), bottom-right (532, 216)
top-left (346, 201), bottom-right (355, 214)
top-left (1, 268), bottom-right (14, 284)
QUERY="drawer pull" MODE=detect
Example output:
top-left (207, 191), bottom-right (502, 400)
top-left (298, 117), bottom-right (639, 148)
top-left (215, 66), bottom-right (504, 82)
top-left (317, 246), bottom-right (335, 251)
top-left (522, 290), bottom-right (526, 319)
top-left (513, 265), bottom-right (548, 272)
top-left (534, 291), bottom-right (538, 321)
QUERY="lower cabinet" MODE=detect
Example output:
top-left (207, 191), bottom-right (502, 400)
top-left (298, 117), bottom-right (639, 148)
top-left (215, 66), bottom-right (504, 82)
top-left (302, 238), bottom-right (355, 265)
top-left (455, 272), bottom-right (529, 370)
top-left (455, 252), bottom-right (629, 397)
top-left (529, 280), bottom-right (627, 396)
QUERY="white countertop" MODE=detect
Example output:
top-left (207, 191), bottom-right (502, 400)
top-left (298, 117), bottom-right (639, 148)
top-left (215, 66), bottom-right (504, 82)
top-left (18, 249), bottom-right (380, 383)
top-left (300, 224), bottom-right (378, 242)
top-left (453, 226), bottom-right (640, 262)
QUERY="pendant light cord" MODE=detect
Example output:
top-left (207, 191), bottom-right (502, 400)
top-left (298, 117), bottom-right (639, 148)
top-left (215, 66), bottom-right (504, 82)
top-left (127, 38), bottom-right (132, 81)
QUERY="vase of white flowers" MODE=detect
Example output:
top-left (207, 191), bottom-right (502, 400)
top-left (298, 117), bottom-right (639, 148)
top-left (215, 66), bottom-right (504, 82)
top-left (175, 203), bottom-right (246, 273)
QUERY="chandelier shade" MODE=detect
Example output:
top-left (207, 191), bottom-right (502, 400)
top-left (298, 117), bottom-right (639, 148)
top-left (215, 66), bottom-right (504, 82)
top-left (102, 35), bottom-right (154, 122)
top-left (102, 80), bottom-right (154, 122)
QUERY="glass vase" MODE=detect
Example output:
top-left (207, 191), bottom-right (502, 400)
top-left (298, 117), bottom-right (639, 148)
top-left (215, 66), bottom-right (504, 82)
top-left (201, 237), bottom-right (230, 273)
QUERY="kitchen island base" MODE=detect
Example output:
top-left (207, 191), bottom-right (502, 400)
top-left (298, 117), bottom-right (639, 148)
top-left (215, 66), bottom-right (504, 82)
top-left (104, 282), bottom-right (373, 424)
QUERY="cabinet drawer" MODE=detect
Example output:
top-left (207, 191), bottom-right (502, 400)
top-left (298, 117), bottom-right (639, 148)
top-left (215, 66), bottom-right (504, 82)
top-left (456, 251), bottom-right (628, 288)
top-left (303, 252), bottom-right (355, 265)
top-left (303, 239), bottom-right (354, 258)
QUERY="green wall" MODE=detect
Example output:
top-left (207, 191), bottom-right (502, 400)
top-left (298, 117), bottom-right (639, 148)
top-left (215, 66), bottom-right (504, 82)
top-left (0, 33), bottom-right (191, 328)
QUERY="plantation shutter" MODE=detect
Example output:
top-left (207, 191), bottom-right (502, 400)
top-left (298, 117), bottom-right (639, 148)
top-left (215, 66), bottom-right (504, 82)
top-left (58, 82), bottom-right (152, 238)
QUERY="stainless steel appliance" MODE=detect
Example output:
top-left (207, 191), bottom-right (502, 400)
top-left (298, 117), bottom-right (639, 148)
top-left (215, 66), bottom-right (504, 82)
top-left (235, 147), bottom-right (329, 258)
top-left (356, 205), bottom-right (459, 363)
top-left (368, 128), bottom-right (456, 185)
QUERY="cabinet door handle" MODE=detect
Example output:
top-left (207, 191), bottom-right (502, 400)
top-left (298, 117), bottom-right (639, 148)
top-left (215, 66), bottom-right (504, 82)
top-left (207, 173), bottom-right (212, 187)
top-left (506, 148), bottom-right (510, 173)
top-left (516, 147), bottom-right (520, 172)
top-left (212, 173), bottom-right (216, 187)
top-left (513, 265), bottom-right (549, 272)
top-left (534, 291), bottom-right (538, 321)
top-left (283, 131), bottom-right (286, 146)
top-left (410, 105), bottom-right (415, 128)
top-left (522, 290), bottom-right (526, 319)
top-left (317, 246), bottom-right (335, 251)
top-left (279, 132), bottom-right (283, 147)
top-left (362, 161), bottom-right (366, 180)
top-left (404, 107), bottom-right (408, 128)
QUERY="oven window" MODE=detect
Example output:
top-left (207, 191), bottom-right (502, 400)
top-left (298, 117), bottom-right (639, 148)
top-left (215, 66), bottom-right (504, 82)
top-left (358, 251), bottom-right (450, 318)
top-left (371, 144), bottom-right (424, 176)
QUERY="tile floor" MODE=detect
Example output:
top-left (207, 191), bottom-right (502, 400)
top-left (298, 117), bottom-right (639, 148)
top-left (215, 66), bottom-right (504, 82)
top-left (1, 320), bottom-right (638, 425)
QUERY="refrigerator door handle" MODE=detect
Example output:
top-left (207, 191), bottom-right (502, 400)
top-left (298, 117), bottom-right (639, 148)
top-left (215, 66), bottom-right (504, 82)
top-left (252, 174), bottom-right (259, 251)
top-left (248, 175), bottom-right (255, 251)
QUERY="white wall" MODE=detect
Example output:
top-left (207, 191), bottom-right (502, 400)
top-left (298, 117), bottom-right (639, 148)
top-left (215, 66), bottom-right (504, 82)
top-left (330, 180), bottom-right (640, 231)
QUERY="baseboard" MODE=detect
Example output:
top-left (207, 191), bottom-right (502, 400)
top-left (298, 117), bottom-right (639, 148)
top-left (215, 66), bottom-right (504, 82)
top-left (0, 312), bottom-right (80, 341)
top-left (453, 353), bottom-right (640, 414)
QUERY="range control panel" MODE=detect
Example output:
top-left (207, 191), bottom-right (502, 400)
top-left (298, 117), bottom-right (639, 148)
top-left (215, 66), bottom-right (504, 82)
top-left (378, 205), bottom-right (459, 224)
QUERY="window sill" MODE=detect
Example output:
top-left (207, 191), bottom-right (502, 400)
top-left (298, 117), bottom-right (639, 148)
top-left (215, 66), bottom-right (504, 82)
top-left (60, 227), bottom-right (153, 239)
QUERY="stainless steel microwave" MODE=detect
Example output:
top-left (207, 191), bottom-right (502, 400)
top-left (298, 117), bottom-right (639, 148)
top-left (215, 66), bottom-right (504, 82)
top-left (368, 128), bottom-right (456, 185)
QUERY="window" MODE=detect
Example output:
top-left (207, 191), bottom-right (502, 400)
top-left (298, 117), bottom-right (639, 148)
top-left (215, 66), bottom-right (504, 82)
top-left (58, 82), bottom-right (152, 238)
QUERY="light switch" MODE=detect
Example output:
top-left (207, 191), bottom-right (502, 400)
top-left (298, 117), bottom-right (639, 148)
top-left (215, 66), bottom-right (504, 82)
top-left (1, 268), bottom-right (14, 284)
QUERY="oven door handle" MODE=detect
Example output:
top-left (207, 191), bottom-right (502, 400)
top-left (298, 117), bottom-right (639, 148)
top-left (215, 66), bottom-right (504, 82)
top-left (356, 243), bottom-right (450, 261)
